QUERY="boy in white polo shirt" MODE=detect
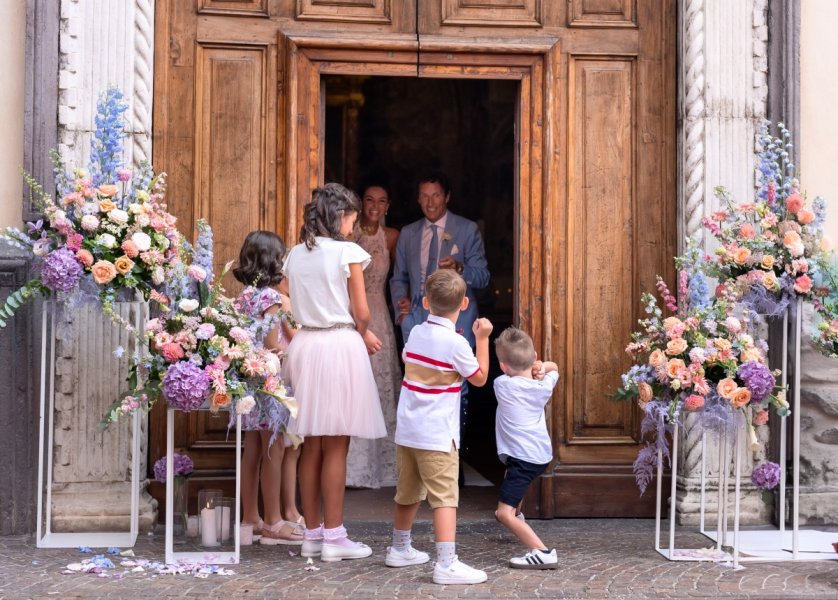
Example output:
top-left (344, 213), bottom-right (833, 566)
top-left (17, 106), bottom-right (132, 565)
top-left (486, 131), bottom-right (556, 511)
top-left (386, 269), bottom-right (493, 585)
top-left (493, 326), bottom-right (559, 569)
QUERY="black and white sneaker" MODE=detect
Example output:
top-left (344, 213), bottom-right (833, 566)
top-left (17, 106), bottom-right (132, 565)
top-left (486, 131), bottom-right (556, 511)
top-left (508, 548), bottom-right (558, 570)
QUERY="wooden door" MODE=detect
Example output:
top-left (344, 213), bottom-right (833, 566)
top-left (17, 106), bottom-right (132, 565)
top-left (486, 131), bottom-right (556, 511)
top-left (152, 0), bottom-right (675, 517)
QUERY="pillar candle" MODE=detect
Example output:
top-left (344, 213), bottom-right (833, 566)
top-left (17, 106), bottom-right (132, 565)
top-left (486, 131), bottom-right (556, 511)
top-left (186, 515), bottom-right (199, 538)
top-left (239, 523), bottom-right (253, 545)
top-left (220, 506), bottom-right (231, 542)
top-left (201, 505), bottom-right (218, 546)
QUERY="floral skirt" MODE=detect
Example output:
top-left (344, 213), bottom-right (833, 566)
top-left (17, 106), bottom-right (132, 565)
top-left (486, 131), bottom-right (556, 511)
top-left (239, 392), bottom-right (291, 445)
top-left (285, 328), bottom-right (387, 439)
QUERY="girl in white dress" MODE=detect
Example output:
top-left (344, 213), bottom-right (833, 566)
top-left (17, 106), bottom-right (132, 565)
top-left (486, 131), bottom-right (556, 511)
top-left (283, 183), bottom-right (387, 562)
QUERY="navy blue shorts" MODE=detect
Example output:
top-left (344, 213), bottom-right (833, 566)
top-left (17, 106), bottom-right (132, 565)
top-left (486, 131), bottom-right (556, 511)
top-left (498, 457), bottom-right (550, 508)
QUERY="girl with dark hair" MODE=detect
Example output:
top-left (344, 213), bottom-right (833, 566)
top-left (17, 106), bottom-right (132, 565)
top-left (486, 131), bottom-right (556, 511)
top-left (283, 182), bottom-right (387, 562)
top-left (233, 231), bottom-right (303, 546)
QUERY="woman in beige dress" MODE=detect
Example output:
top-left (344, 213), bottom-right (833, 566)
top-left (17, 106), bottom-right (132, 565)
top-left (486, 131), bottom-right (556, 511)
top-left (346, 183), bottom-right (401, 488)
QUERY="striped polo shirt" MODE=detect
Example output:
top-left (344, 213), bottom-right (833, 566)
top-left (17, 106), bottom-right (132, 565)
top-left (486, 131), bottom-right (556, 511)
top-left (395, 315), bottom-right (480, 452)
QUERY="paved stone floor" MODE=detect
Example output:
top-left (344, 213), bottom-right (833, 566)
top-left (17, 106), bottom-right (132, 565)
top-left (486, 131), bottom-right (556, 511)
top-left (1, 488), bottom-right (837, 599)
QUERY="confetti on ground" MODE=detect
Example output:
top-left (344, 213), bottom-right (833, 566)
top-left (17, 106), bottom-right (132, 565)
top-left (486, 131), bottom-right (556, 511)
top-left (106, 547), bottom-right (121, 555)
top-left (287, 549), bottom-right (298, 557)
top-left (120, 550), bottom-right (135, 557)
top-left (62, 556), bottom-right (237, 579)
top-left (78, 546), bottom-right (93, 554)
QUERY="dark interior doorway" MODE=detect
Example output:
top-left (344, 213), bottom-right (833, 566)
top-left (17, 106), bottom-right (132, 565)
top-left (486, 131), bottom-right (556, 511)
top-left (323, 75), bottom-right (517, 483)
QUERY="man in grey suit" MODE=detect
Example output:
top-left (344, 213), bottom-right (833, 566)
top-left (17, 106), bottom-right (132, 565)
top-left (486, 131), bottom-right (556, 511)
top-left (390, 172), bottom-right (490, 346)
top-left (390, 173), bottom-right (490, 484)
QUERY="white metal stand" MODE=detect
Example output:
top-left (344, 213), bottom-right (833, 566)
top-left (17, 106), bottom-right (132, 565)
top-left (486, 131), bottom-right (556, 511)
top-left (35, 300), bottom-right (140, 548)
top-left (165, 407), bottom-right (241, 565)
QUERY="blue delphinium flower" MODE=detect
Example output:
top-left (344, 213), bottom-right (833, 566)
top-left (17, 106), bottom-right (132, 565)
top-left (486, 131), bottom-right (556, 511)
top-left (687, 271), bottom-right (710, 311)
top-left (89, 87), bottom-right (128, 187)
top-left (193, 219), bottom-right (215, 285)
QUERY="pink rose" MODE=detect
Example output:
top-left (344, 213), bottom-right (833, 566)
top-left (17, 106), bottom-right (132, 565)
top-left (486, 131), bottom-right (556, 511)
top-left (791, 259), bottom-right (808, 274)
top-left (753, 410), bottom-right (769, 427)
top-left (162, 343), bottom-right (184, 362)
top-left (666, 337), bottom-right (688, 356)
top-left (76, 248), bottom-right (94, 266)
top-left (794, 274), bottom-right (812, 294)
top-left (121, 239), bottom-right (139, 258)
top-left (684, 394), bottom-right (705, 412)
top-left (739, 224), bottom-right (755, 239)
top-left (785, 193), bottom-right (804, 214)
top-left (187, 265), bottom-right (207, 282)
top-left (649, 349), bottom-right (667, 368)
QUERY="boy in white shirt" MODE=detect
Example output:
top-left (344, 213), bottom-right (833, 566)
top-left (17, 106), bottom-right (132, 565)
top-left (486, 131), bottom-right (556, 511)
top-left (386, 269), bottom-right (493, 585)
top-left (493, 326), bottom-right (559, 569)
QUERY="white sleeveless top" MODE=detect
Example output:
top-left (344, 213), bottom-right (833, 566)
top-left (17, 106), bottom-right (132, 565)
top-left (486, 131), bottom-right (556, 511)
top-left (283, 237), bottom-right (371, 328)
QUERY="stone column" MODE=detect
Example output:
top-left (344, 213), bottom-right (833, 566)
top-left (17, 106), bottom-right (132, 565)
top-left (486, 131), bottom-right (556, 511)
top-left (675, 0), bottom-right (772, 525)
top-left (0, 0), bottom-right (25, 229)
top-left (50, 0), bottom-right (156, 532)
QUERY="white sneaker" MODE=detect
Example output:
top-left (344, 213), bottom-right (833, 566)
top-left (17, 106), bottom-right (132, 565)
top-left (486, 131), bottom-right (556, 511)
top-left (508, 548), bottom-right (558, 570)
top-left (320, 540), bottom-right (373, 562)
top-left (432, 556), bottom-right (487, 585)
top-left (301, 539), bottom-right (322, 557)
top-left (385, 546), bottom-right (430, 567)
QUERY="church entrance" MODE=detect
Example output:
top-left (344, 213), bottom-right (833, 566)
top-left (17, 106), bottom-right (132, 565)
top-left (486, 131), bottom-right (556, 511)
top-left (152, 1), bottom-right (677, 518)
top-left (323, 75), bottom-right (518, 482)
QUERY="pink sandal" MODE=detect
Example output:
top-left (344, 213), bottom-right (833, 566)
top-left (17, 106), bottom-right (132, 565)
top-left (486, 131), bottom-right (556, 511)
top-left (259, 520), bottom-right (304, 546)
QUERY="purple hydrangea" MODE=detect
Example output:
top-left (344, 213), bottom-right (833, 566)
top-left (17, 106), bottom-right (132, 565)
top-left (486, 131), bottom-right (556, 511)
top-left (41, 247), bottom-right (83, 292)
top-left (751, 461), bottom-right (781, 490)
top-left (738, 361), bottom-right (776, 404)
top-left (153, 452), bottom-right (194, 483)
top-left (162, 361), bottom-right (210, 411)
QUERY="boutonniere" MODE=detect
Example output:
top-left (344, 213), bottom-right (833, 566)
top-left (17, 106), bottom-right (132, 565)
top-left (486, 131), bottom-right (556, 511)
top-left (441, 232), bottom-right (452, 243)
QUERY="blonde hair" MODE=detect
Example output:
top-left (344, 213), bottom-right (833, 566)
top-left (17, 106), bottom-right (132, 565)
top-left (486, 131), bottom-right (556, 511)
top-left (495, 326), bottom-right (537, 372)
top-left (425, 269), bottom-right (467, 315)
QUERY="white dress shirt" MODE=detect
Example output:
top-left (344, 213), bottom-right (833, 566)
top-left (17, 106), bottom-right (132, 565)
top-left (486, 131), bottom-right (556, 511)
top-left (419, 212), bottom-right (448, 285)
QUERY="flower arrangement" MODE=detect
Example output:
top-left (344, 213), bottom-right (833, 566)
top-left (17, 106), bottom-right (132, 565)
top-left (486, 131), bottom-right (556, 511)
top-left (0, 87), bottom-right (181, 327)
top-left (811, 258), bottom-right (838, 357)
top-left (617, 246), bottom-right (787, 494)
top-left (100, 240), bottom-right (295, 435)
top-left (701, 123), bottom-right (832, 316)
top-left (153, 452), bottom-right (194, 483)
top-left (751, 461), bottom-right (781, 491)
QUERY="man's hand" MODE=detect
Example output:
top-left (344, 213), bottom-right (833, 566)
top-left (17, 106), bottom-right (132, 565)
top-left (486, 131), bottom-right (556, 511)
top-left (472, 317), bottom-right (493, 340)
top-left (363, 329), bottom-right (382, 355)
top-left (437, 256), bottom-right (463, 274)
top-left (396, 297), bottom-right (411, 323)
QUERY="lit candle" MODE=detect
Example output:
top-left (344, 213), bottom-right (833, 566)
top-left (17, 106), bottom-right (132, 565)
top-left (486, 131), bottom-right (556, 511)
top-left (200, 504), bottom-right (218, 546)
top-left (220, 506), bottom-right (231, 542)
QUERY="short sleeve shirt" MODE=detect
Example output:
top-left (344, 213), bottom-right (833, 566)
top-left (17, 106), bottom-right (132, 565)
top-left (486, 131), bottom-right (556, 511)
top-left (494, 371), bottom-right (559, 465)
top-left (283, 237), bottom-right (370, 328)
top-left (395, 315), bottom-right (479, 452)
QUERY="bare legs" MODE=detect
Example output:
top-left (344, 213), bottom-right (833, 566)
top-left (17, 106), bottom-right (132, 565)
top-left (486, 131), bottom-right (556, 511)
top-left (281, 444), bottom-right (303, 525)
top-left (241, 430), bottom-right (289, 529)
top-left (394, 502), bottom-right (456, 543)
top-left (260, 431), bottom-right (285, 526)
top-left (299, 435), bottom-right (350, 529)
top-left (242, 431), bottom-right (263, 525)
top-left (495, 502), bottom-right (545, 549)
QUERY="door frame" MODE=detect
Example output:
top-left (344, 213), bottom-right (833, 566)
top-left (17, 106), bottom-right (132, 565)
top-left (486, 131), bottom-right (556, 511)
top-left (281, 32), bottom-right (562, 407)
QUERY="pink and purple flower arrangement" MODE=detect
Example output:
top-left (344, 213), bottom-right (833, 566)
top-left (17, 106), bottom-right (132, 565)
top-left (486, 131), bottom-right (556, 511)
top-left (153, 452), bottom-right (194, 483)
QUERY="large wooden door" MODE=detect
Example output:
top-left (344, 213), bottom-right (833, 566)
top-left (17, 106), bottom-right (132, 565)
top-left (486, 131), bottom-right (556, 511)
top-left (152, 0), bottom-right (675, 517)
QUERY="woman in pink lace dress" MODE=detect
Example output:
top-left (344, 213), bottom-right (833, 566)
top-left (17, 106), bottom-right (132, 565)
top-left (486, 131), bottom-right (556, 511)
top-left (346, 183), bottom-right (401, 488)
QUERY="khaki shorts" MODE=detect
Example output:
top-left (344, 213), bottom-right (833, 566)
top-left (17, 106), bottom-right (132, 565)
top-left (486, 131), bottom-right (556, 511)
top-left (394, 444), bottom-right (459, 509)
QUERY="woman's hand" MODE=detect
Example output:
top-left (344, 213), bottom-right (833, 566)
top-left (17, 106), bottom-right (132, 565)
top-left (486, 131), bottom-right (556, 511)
top-left (363, 329), bottom-right (382, 355)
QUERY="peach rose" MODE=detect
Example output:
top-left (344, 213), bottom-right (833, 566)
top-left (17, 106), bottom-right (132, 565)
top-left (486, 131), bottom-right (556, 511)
top-left (666, 358), bottom-right (686, 379)
top-left (785, 193), bottom-right (803, 214)
top-left (638, 382), bottom-right (653, 404)
top-left (97, 184), bottom-right (119, 198)
top-left (739, 224), bottom-right (756, 239)
top-left (91, 260), bottom-right (117, 284)
top-left (666, 337), bottom-right (688, 356)
top-left (98, 199), bottom-right (117, 212)
top-left (114, 255), bottom-right (135, 276)
top-left (760, 255), bottom-right (775, 270)
top-left (783, 230), bottom-right (801, 247)
top-left (741, 348), bottom-right (763, 363)
top-left (717, 377), bottom-right (739, 399)
top-left (762, 271), bottom-right (779, 290)
top-left (649, 349), bottom-right (667, 368)
top-left (713, 338), bottom-right (732, 352)
top-left (76, 248), bottom-right (94, 266)
top-left (662, 317), bottom-right (682, 331)
top-left (797, 208), bottom-right (815, 225)
top-left (162, 342), bottom-right (184, 363)
top-left (730, 387), bottom-right (752, 408)
top-left (794, 274), bottom-right (812, 294)
top-left (210, 392), bottom-right (232, 412)
top-left (733, 247), bottom-right (751, 265)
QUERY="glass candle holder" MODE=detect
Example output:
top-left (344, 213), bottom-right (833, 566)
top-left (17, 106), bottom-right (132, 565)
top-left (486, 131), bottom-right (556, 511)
top-left (197, 489), bottom-right (223, 547)
top-left (217, 497), bottom-right (234, 545)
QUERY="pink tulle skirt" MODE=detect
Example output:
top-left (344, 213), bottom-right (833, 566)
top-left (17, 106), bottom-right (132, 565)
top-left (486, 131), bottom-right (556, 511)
top-left (285, 327), bottom-right (387, 439)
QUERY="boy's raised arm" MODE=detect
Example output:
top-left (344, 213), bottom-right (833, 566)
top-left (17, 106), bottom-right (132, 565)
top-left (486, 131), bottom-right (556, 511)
top-left (467, 318), bottom-right (493, 387)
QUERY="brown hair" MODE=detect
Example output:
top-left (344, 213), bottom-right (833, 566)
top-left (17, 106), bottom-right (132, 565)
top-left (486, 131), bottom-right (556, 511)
top-left (494, 326), bottom-right (537, 372)
top-left (424, 269), bottom-right (466, 315)
top-left (299, 182), bottom-right (360, 249)
top-left (233, 230), bottom-right (286, 287)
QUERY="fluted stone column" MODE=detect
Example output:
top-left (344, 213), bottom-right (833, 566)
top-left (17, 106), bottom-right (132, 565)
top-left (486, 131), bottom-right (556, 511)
top-left (51, 0), bottom-right (156, 532)
top-left (675, 0), bottom-right (771, 525)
